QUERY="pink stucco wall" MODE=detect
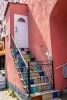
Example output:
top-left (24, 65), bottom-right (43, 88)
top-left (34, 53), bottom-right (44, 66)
top-left (50, 0), bottom-right (67, 90)
top-left (5, 1), bottom-right (67, 91)
top-left (5, 3), bottom-right (28, 92)
top-left (24, 0), bottom-right (67, 90)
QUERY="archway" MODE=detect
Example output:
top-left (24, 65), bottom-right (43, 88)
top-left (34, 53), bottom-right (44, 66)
top-left (50, 0), bottom-right (67, 90)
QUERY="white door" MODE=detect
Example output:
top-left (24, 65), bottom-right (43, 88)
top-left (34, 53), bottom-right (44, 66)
top-left (14, 14), bottom-right (28, 48)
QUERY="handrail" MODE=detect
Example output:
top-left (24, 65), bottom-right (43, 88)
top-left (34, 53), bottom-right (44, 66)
top-left (10, 34), bottom-right (28, 68)
top-left (55, 63), bottom-right (67, 69)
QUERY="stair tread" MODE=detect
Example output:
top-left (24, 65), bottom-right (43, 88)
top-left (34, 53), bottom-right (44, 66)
top-left (31, 82), bottom-right (49, 87)
top-left (19, 70), bottom-right (43, 74)
top-left (30, 70), bottom-right (43, 73)
top-left (18, 72), bottom-right (27, 74)
top-left (23, 82), bottom-right (49, 89)
top-left (30, 90), bottom-right (59, 97)
top-left (21, 76), bottom-right (47, 80)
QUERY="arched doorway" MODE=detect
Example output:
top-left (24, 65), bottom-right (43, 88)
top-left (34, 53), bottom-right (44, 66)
top-left (50, 0), bottom-right (67, 90)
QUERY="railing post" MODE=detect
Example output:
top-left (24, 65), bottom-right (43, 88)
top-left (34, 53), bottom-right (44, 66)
top-left (52, 60), bottom-right (55, 89)
top-left (28, 62), bottom-right (30, 100)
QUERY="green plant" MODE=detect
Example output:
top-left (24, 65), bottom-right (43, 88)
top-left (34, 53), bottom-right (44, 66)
top-left (7, 88), bottom-right (11, 92)
top-left (9, 90), bottom-right (16, 97)
top-left (7, 88), bottom-right (16, 98)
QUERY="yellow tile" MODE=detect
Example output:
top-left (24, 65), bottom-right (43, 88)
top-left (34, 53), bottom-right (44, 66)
top-left (42, 93), bottom-right (53, 100)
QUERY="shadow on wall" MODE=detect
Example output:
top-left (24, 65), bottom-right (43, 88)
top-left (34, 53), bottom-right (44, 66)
top-left (28, 8), bottom-right (51, 61)
top-left (50, 0), bottom-right (67, 90)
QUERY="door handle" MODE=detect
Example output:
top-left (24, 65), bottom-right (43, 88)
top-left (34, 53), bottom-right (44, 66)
top-left (15, 26), bottom-right (18, 32)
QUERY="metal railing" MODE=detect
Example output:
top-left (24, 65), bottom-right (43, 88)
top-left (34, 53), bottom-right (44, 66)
top-left (28, 60), bottom-right (55, 97)
top-left (10, 35), bottom-right (28, 93)
top-left (10, 34), bottom-right (28, 68)
top-left (55, 63), bottom-right (67, 69)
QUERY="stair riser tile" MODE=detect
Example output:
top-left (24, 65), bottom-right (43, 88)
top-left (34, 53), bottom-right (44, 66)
top-left (38, 85), bottom-right (48, 92)
top-left (21, 74), bottom-right (28, 79)
top-left (22, 55), bottom-right (29, 58)
top-left (30, 67), bottom-right (36, 72)
top-left (31, 72), bottom-right (40, 78)
top-left (18, 67), bottom-right (27, 72)
top-left (25, 59), bottom-right (31, 62)
top-left (30, 62), bottom-right (37, 66)
top-left (21, 51), bottom-right (30, 54)
top-left (30, 85), bottom-right (52, 94)
top-left (42, 93), bottom-right (53, 100)
top-left (20, 48), bottom-right (29, 52)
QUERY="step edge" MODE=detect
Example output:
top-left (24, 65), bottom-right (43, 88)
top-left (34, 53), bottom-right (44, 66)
top-left (30, 90), bottom-right (60, 97)
top-left (20, 76), bottom-right (47, 80)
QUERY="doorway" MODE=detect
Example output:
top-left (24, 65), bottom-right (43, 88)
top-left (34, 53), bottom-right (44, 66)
top-left (14, 14), bottom-right (28, 48)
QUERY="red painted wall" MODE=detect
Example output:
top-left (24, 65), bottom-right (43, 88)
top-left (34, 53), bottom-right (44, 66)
top-left (10, 3), bottom-right (28, 36)
top-left (5, 3), bottom-right (28, 91)
top-left (24, 0), bottom-right (67, 90)
top-left (50, 0), bottom-right (67, 90)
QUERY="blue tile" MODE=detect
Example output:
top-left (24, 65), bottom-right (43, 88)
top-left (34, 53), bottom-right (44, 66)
top-left (29, 88), bottom-right (33, 94)
top-left (39, 71), bottom-right (44, 76)
top-left (30, 79), bottom-right (34, 84)
top-left (31, 58), bottom-right (35, 61)
top-left (19, 67), bottom-right (24, 72)
top-left (21, 48), bottom-right (24, 51)
top-left (48, 84), bottom-right (52, 90)
top-left (26, 51), bottom-right (30, 54)
top-left (21, 63), bottom-right (25, 66)
top-left (44, 77), bottom-right (48, 83)
top-left (53, 92), bottom-right (58, 98)
top-left (23, 67), bottom-right (27, 72)
top-left (22, 73), bottom-right (28, 79)
top-left (16, 51), bottom-right (19, 55)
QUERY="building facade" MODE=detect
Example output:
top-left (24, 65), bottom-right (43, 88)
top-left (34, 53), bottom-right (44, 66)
top-left (0, 0), bottom-right (67, 100)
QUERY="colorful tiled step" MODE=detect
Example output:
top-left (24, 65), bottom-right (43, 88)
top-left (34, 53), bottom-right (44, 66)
top-left (23, 83), bottom-right (50, 93)
top-left (31, 71), bottom-right (45, 76)
top-left (22, 54), bottom-right (34, 59)
top-left (21, 76), bottom-right (47, 81)
top-left (18, 67), bottom-right (27, 72)
top-left (29, 61), bottom-right (38, 66)
top-left (31, 83), bottom-right (49, 87)
top-left (23, 77), bottom-right (49, 85)
top-left (21, 73), bottom-right (28, 79)
top-left (42, 91), bottom-right (59, 100)
top-left (21, 51), bottom-right (30, 54)
top-left (25, 58), bottom-right (31, 62)
top-left (30, 90), bottom-right (59, 99)
top-left (19, 48), bottom-right (29, 52)
top-left (25, 58), bottom-right (35, 61)
top-left (30, 84), bottom-right (52, 94)
top-left (30, 65), bottom-right (42, 72)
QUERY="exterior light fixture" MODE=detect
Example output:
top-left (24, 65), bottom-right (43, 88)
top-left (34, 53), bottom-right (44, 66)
top-left (45, 49), bottom-right (52, 60)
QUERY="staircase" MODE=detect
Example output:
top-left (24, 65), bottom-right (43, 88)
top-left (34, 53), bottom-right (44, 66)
top-left (0, 74), bottom-right (6, 89)
top-left (10, 35), bottom-right (61, 100)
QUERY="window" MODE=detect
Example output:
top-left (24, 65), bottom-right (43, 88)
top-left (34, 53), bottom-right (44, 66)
top-left (17, 18), bottom-right (25, 22)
